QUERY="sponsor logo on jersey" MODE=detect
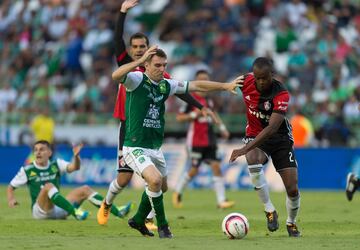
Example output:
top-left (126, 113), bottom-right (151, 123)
top-left (264, 101), bottom-right (271, 111)
top-left (248, 109), bottom-right (271, 122)
top-left (147, 92), bottom-right (164, 103)
top-left (132, 149), bottom-right (144, 158)
top-left (146, 104), bottom-right (160, 120)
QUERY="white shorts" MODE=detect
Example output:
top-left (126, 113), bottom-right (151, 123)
top-left (123, 146), bottom-right (167, 177)
top-left (32, 202), bottom-right (68, 220)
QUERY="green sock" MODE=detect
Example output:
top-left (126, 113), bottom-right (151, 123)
top-left (88, 193), bottom-right (119, 217)
top-left (133, 191), bottom-right (152, 225)
top-left (149, 193), bottom-right (168, 227)
top-left (50, 192), bottom-right (75, 216)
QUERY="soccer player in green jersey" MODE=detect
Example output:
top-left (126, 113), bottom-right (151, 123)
top-left (112, 46), bottom-right (243, 238)
top-left (7, 140), bottom-right (131, 220)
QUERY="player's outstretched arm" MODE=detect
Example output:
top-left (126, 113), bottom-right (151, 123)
top-left (112, 45), bottom-right (157, 81)
top-left (174, 93), bottom-right (203, 110)
top-left (121, 0), bottom-right (139, 13)
top-left (114, 0), bottom-right (138, 66)
top-left (188, 75), bottom-right (245, 94)
top-left (66, 143), bottom-right (84, 173)
top-left (7, 185), bottom-right (19, 208)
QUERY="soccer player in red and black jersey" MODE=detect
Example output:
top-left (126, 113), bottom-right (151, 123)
top-left (97, 0), bottom-right (212, 231)
top-left (172, 70), bottom-right (234, 209)
top-left (229, 57), bottom-right (301, 237)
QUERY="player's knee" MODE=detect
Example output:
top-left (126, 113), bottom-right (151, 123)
top-left (248, 167), bottom-right (266, 189)
top-left (246, 150), bottom-right (267, 165)
top-left (286, 186), bottom-right (299, 198)
top-left (246, 155), bottom-right (263, 165)
top-left (147, 176), bottom-right (162, 190)
top-left (80, 185), bottom-right (93, 194)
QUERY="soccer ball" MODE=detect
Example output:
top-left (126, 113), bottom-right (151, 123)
top-left (221, 212), bottom-right (249, 239)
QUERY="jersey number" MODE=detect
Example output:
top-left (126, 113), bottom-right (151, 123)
top-left (289, 152), bottom-right (294, 162)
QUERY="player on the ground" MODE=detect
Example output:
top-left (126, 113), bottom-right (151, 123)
top-left (229, 57), bottom-right (301, 237)
top-left (172, 70), bottom-right (235, 209)
top-left (97, 0), bottom-right (214, 230)
top-left (111, 46), bottom-right (243, 238)
top-left (7, 140), bottom-right (131, 220)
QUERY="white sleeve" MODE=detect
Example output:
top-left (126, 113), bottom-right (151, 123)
top-left (57, 159), bottom-right (70, 175)
top-left (167, 79), bottom-right (189, 95)
top-left (123, 71), bottom-right (144, 92)
top-left (10, 167), bottom-right (28, 188)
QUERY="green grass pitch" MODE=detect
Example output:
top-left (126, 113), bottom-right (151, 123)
top-left (1, 186), bottom-right (359, 250)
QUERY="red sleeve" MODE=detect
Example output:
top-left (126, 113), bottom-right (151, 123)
top-left (242, 73), bottom-right (254, 90)
top-left (163, 71), bottom-right (171, 78)
top-left (273, 91), bottom-right (289, 114)
top-left (113, 85), bottom-right (127, 121)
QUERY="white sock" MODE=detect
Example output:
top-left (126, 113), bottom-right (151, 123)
top-left (286, 194), bottom-right (300, 224)
top-left (146, 209), bottom-right (155, 220)
top-left (105, 179), bottom-right (123, 205)
top-left (175, 172), bottom-right (191, 194)
top-left (213, 176), bottom-right (226, 204)
top-left (88, 192), bottom-right (102, 206)
top-left (48, 186), bottom-right (59, 199)
top-left (248, 164), bottom-right (275, 212)
top-left (145, 188), bottom-right (162, 219)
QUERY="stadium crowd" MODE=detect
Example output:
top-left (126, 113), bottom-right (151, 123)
top-left (0, 0), bottom-right (359, 146)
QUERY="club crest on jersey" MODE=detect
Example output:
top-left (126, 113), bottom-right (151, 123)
top-left (51, 165), bottom-right (58, 173)
top-left (159, 81), bottom-right (167, 94)
top-left (264, 101), bottom-right (271, 111)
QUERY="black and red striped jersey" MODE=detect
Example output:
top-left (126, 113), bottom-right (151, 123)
top-left (180, 93), bottom-right (217, 147)
top-left (240, 73), bottom-right (293, 140)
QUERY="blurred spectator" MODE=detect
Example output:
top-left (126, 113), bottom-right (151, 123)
top-left (290, 111), bottom-right (314, 147)
top-left (320, 114), bottom-right (352, 147)
top-left (275, 19), bottom-right (297, 53)
top-left (0, 82), bottom-right (17, 113)
top-left (30, 104), bottom-right (55, 144)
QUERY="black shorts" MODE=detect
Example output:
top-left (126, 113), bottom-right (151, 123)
top-left (189, 146), bottom-right (220, 168)
top-left (244, 135), bottom-right (298, 171)
top-left (117, 120), bottom-right (133, 173)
